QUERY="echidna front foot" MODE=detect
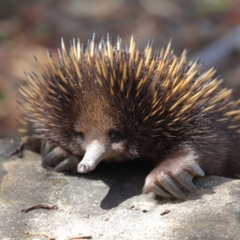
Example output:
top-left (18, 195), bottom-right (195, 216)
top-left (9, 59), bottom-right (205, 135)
top-left (41, 141), bottom-right (80, 172)
top-left (143, 152), bottom-right (205, 199)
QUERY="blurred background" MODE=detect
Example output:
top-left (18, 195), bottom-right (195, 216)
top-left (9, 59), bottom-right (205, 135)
top-left (1, 0), bottom-right (240, 138)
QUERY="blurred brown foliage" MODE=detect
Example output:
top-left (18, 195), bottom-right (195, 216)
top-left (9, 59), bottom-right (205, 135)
top-left (1, 0), bottom-right (240, 138)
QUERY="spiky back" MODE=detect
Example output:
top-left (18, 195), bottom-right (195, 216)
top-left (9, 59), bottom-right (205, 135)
top-left (18, 35), bottom-right (240, 150)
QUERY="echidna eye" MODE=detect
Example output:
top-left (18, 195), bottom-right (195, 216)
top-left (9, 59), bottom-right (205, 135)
top-left (108, 130), bottom-right (123, 143)
top-left (76, 131), bottom-right (84, 140)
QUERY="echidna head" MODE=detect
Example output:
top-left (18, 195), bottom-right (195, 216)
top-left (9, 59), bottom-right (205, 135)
top-left (74, 126), bottom-right (128, 173)
top-left (66, 93), bottom-right (139, 173)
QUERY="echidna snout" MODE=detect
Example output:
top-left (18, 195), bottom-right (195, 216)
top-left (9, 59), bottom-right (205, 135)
top-left (76, 129), bottom-right (134, 173)
top-left (78, 140), bottom-right (107, 173)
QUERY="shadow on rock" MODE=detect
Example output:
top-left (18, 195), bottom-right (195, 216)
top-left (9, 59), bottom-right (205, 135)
top-left (71, 159), bottom-right (154, 209)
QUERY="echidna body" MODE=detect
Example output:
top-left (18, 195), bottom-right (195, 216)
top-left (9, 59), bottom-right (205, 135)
top-left (18, 35), bottom-right (240, 199)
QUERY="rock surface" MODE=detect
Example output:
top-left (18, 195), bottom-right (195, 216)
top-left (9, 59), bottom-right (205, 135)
top-left (1, 149), bottom-right (240, 240)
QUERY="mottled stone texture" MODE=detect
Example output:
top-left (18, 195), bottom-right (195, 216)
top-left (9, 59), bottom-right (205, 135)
top-left (1, 149), bottom-right (240, 240)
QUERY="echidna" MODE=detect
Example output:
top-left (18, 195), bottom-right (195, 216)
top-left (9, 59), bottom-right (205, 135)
top-left (18, 34), bottom-right (240, 199)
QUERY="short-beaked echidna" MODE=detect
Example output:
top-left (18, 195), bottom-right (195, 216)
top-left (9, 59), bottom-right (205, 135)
top-left (18, 34), bottom-right (240, 199)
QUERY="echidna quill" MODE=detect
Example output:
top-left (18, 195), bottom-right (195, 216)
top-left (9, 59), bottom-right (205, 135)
top-left (18, 34), bottom-right (240, 199)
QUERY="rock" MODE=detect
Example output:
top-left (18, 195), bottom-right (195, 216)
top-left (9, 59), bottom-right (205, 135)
top-left (0, 148), bottom-right (240, 240)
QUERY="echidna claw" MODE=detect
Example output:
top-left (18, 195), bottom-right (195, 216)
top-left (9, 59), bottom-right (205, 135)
top-left (40, 141), bottom-right (81, 172)
top-left (40, 141), bottom-right (53, 159)
top-left (54, 157), bottom-right (78, 172)
top-left (42, 146), bottom-right (65, 168)
top-left (159, 174), bottom-right (186, 200)
top-left (54, 158), bottom-right (71, 172)
top-left (143, 155), bottom-right (205, 199)
top-left (175, 172), bottom-right (198, 192)
top-left (152, 186), bottom-right (173, 198)
top-left (192, 163), bottom-right (205, 177)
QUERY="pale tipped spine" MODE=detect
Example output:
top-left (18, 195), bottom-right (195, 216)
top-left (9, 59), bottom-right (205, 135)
top-left (18, 34), bottom-right (240, 139)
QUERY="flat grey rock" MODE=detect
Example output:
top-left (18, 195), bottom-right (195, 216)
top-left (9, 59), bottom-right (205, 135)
top-left (1, 149), bottom-right (240, 240)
